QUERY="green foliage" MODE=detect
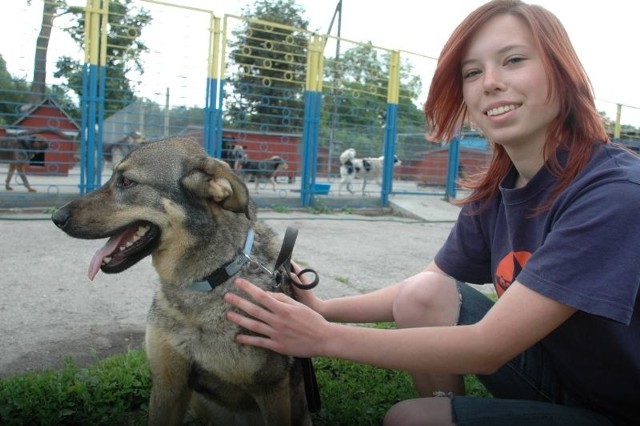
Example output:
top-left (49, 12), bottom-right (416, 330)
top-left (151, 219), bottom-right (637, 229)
top-left (321, 42), bottom-right (425, 156)
top-left (307, 198), bottom-right (334, 214)
top-left (312, 357), bottom-right (417, 425)
top-left (53, 0), bottom-right (152, 116)
top-left (267, 204), bottom-right (292, 213)
top-left (0, 55), bottom-right (33, 125)
top-left (0, 328), bottom-right (491, 425)
top-left (0, 352), bottom-right (150, 425)
top-left (335, 276), bottom-right (350, 284)
top-left (225, 0), bottom-right (310, 132)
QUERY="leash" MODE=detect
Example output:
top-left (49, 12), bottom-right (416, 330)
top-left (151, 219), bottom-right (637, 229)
top-left (188, 226), bottom-right (322, 412)
top-left (272, 226), bottom-right (321, 413)
top-left (190, 226), bottom-right (319, 293)
top-left (270, 226), bottom-right (319, 291)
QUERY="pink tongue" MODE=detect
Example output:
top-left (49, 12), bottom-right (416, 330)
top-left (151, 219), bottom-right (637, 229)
top-left (88, 231), bottom-right (131, 281)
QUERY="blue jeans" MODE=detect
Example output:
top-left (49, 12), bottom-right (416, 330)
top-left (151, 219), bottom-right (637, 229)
top-left (451, 282), bottom-right (613, 426)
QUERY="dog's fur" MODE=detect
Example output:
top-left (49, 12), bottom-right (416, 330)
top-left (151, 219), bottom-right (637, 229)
top-left (1, 133), bottom-right (49, 192)
top-left (338, 148), bottom-right (401, 195)
top-left (51, 137), bottom-right (312, 425)
top-left (238, 151), bottom-right (288, 192)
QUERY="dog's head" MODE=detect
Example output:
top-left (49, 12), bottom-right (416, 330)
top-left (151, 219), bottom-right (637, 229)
top-left (377, 155), bottom-right (401, 165)
top-left (13, 134), bottom-right (49, 153)
top-left (52, 137), bottom-right (254, 281)
top-left (28, 135), bottom-right (49, 152)
top-left (269, 155), bottom-right (288, 171)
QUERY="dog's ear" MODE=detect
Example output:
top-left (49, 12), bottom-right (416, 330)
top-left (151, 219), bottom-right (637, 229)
top-left (182, 157), bottom-right (252, 220)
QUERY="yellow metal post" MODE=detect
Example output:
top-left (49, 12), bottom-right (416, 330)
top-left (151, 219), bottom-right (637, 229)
top-left (387, 50), bottom-right (400, 105)
top-left (614, 103), bottom-right (622, 139)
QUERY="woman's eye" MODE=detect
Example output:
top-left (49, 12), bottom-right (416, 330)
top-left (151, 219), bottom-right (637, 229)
top-left (506, 56), bottom-right (525, 65)
top-left (463, 69), bottom-right (480, 79)
top-left (117, 176), bottom-right (137, 188)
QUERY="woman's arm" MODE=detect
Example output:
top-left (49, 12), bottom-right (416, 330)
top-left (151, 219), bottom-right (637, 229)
top-left (292, 261), bottom-right (445, 324)
top-left (225, 279), bottom-right (575, 375)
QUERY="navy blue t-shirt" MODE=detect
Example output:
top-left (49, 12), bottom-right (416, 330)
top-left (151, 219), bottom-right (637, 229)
top-left (435, 143), bottom-right (640, 425)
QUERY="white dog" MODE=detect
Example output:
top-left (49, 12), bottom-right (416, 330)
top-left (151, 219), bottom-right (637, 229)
top-left (338, 148), bottom-right (401, 195)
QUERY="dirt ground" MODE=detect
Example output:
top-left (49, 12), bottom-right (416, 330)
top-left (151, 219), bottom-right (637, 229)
top-left (0, 209), bottom-right (458, 377)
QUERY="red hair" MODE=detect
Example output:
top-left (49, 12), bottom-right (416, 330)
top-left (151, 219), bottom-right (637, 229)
top-left (425, 0), bottom-right (608, 212)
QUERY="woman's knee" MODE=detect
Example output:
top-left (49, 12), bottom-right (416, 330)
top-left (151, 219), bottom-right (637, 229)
top-left (384, 397), bottom-right (454, 426)
top-left (392, 272), bottom-right (460, 328)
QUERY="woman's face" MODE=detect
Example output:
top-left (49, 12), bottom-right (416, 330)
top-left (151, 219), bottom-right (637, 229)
top-left (461, 14), bottom-right (560, 152)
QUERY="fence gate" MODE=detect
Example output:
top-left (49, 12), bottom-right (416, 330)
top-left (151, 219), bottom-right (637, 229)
top-left (0, 0), bottom-right (488, 210)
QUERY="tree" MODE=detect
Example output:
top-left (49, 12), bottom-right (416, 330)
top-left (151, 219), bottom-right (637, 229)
top-left (53, 0), bottom-right (152, 116)
top-left (29, 0), bottom-right (68, 104)
top-left (322, 43), bottom-right (425, 155)
top-left (225, 0), bottom-right (310, 132)
top-left (0, 55), bottom-right (33, 125)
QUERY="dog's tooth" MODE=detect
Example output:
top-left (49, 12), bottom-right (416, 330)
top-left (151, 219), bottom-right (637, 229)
top-left (103, 256), bottom-right (112, 264)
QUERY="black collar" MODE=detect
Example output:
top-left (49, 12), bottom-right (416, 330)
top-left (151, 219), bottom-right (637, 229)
top-left (187, 226), bottom-right (312, 293)
top-left (188, 229), bottom-right (255, 292)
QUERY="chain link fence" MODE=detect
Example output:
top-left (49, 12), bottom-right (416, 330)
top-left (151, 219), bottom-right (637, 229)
top-left (0, 0), bottom-right (494, 209)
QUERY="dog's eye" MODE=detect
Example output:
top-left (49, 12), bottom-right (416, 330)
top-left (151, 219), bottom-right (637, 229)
top-left (116, 176), bottom-right (137, 189)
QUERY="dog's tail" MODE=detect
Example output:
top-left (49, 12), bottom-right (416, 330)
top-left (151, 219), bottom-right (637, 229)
top-left (339, 148), bottom-right (356, 164)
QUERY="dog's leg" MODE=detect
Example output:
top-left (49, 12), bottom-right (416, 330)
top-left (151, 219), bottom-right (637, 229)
top-left (339, 175), bottom-right (354, 195)
top-left (253, 375), bottom-right (294, 426)
top-left (16, 165), bottom-right (36, 192)
top-left (270, 175), bottom-right (277, 192)
top-left (146, 325), bottom-right (193, 426)
top-left (5, 164), bottom-right (15, 190)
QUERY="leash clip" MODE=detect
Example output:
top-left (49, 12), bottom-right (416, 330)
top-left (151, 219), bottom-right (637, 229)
top-left (242, 226), bottom-right (320, 292)
top-left (242, 253), bottom-right (283, 290)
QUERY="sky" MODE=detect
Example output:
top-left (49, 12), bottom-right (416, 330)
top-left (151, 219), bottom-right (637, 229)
top-left (2, 0), bottom-right (639, 127)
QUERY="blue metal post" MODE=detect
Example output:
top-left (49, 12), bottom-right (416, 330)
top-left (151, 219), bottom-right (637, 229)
top-left (381, 103), bottom-right (398, 206)
top-left (300, 91), bottom-right (321, 207)
top-left (445, 136), bottom-right (460, 200)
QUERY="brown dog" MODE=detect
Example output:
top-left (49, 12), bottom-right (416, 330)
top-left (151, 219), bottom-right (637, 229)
top-left (51, 137), bottom-right (314, 425)
top-left (238, 152), bottom-right (289, 192)
top-left (1, 133), bottom-right (48, 192)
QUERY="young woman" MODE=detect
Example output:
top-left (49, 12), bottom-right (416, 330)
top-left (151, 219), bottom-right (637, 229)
top-left (225, 1), bottom-right (640, 424)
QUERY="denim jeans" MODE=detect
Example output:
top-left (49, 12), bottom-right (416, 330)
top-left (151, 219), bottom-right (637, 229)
top-left (450, 282), bottom-right (613, 426)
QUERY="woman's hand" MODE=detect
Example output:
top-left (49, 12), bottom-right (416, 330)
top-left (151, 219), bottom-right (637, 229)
top-left (224, 278), bottom-right (331, 357)
top-left (288, 260), bottom-right (325, 314)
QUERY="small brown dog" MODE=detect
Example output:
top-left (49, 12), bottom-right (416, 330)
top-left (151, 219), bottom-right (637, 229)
top-left (1, 133), bottom-right (48, 192)
top-left (237, 152), bottom-right (289, 192)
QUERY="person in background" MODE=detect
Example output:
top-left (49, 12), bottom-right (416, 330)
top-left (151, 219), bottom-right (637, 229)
top-left (225, 1), bottom-right (640, 424)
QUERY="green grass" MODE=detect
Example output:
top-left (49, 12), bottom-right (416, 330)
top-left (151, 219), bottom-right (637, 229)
top-left (0, 324), bottom-right (491, 425)
top-left (0, 352), bottom-right (150, 425)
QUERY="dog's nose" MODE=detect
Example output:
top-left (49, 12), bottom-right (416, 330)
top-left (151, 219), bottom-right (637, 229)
top-left (51, 207), bottom-right (71, 230)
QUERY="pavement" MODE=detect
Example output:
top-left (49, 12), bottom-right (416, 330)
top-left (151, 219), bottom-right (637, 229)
top-left (0, 182), bottom-right (475, 378)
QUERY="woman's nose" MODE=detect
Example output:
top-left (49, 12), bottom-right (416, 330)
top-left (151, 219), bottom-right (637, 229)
top-left (482, 67), bottom-right (506, 93)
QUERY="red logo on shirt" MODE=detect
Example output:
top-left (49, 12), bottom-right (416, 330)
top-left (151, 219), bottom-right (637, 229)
top-left (495, 251), bottom-right (531, 296)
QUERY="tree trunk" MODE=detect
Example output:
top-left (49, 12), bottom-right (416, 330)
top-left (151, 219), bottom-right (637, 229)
top-left (29, 0), bottom-right (59, 104)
